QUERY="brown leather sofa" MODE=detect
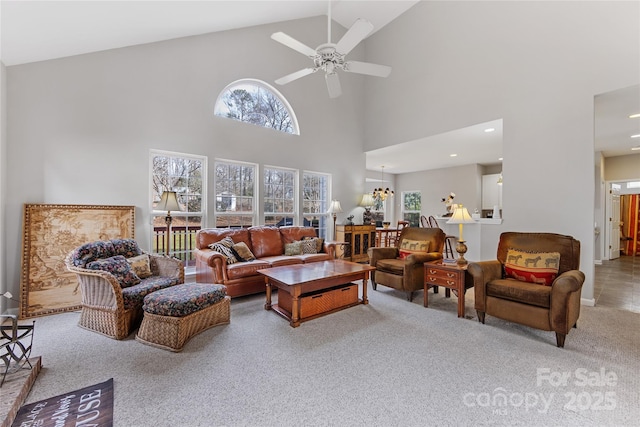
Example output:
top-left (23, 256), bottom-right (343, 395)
top-left (467, 232), bottom-right (585, 348)
top-left (195, 226), bottom-right (335, 298)
top-left (368, 227), bottom-right (445, 301)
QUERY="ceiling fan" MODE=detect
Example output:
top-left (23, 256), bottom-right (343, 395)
top-left (271, 2), bottom-right (392, 98)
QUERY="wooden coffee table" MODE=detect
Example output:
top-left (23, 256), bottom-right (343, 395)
top-left (259, 260), bottom-right (375, 327)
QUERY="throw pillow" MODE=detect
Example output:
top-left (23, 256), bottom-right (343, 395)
top-left (303, 236), bottom-right (324, 253)
top-left (284, 241), bottom-right (302, 256)
top-left (398, 239), bottom-right (430, 260)
top-left (504, 249), bottom-right (561, 286)
top-left (87, 255), bottom-right (141, 288)
top-left (232, 242), bottom-right (256, 262)
top-left (208, 236), bottom-right (238, 264)
top-left (301, 239), bottom-right (318, 254)
top-left (126, 254), bottom-right (152, 279)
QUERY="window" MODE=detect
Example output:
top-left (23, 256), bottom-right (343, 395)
top-left (151, 150), bottom-right (206, 267)
top-left (402, 191), bottom-right (422, 227)
top-left (215, 160), bottom-right (257, 228)
top-left (214, 79), bottom-right (299, 135)
top-left (264, 166), bottom-right (297, 227)
top-left (302, 171), bottom-right (330, 238)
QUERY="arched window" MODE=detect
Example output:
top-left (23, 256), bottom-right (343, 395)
top-left (214, 79), bottom-right (299, 135)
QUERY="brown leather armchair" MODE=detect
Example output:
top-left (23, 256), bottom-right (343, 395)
top-left (467, 232), bottom-right (585, 348)
top-left (368, 227), bottom-right (445, 301)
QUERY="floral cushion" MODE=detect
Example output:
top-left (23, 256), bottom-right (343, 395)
top-left (127, 254), bottom-right (152, 279)
top-left (111, 238), bottom-right (142, 258)
top-left (121, 276), bottom-right (181, 310)
top-left (208, 236), bottom-right (238, 264)
top-left (71, 240), bottom-right (115, 267)
top-left (142, 283), bottom-right (228, 317)
top-left (86, 255), bottom-right (141, 288)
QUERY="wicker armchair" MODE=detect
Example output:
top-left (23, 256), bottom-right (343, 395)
top-left (65, 239), bottom-right (184, 340)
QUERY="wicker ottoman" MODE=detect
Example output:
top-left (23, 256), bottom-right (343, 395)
top-left (136, 283), bottom-right (230, 352)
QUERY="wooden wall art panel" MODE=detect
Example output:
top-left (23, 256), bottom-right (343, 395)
top-left (20, 204), bottom-right (135, 318)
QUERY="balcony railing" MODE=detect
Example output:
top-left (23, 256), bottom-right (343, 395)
top-left (153, 226), bottom-right (201, 267)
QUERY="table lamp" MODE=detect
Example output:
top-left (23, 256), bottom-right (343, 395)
top-left (156, 190), bottom-right (183, 255)
top-left (446, 205), bottom-right (476, 266)
top-left (327, 200), bottom-right (343, 239)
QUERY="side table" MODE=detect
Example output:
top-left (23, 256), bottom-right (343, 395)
top-left (423, 261), bottom-right (473, 318)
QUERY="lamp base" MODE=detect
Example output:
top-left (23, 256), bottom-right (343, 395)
top-left (455, 240), bottom-right (468, 267)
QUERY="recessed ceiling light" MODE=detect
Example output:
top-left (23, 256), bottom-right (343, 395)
top-left (632, 134), bottom-right (640, 138)
top-left (484, 128), bottom-right (495, 133)
top-left (498, 157), bottom-right (503, 161)
top-left (450, 154), bottom-right (458, 157)
top-left (629, 113), bottom-right (640, 119)
top-left (632, 146), bottom-right (640, 151)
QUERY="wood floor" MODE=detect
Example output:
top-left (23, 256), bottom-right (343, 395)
top-left (594, 255), bottom-right (640, 313)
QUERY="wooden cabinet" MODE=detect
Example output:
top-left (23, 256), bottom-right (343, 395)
top-left (336, 224), bottom-right (376, 263)
top-left (482, 173), bottom-right (503, 209)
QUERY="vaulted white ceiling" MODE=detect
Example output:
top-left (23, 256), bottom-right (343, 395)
top-left (1, 1), bottom-right (636, 175)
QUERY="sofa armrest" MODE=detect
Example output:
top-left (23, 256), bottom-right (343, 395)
top-left (368, 247), bottom-right (399, 267)
top-left (195, 248), bottom-right (227, 283)
top-left (322, 241), bottom-right (337, 258)
top-left (467, 260), bottom-right (503, 312)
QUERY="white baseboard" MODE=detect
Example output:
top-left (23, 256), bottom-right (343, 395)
top-left (581, 298), bottom-right (596, 307)
top-left (594, 259), bottom-right (602, 265)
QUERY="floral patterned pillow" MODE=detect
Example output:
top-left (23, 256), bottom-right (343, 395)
top-left (111, 238), bottom-right (142, 258)
top-left (87, 255), bottom-right (141, 288)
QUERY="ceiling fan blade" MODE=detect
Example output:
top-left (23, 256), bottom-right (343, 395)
top-left (325, 72), bottom-right (342, 98)
top-left (271, 32), bottom-right (317, 57)
top-left (344, 60), bottom-right (392, 78)
top-left (275, 68), bottom-right (316, 85)
top-left (335, 19), bottom-right (374, 55)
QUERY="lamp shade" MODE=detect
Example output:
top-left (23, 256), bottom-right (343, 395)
top-left (156, 191), bottom-right (182, 212)
top-left (446, 206), bottom-right (475, 224)
top-left (359, 194), bottom-right (375, 207)
top-left (327, 200), bottom-right (343, 214)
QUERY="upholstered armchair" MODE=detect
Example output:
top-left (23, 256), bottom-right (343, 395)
top-left (368, 227), bottom-right (445, 301)
top-left (467, 232), bottom-right (585, 348)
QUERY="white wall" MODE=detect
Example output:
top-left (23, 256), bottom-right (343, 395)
top-left (4, 17), bottom-right (368, 307)
top-left (364, 1), bottom-right (640, 303)
top-left (0, 61), bottom-right (6, 314)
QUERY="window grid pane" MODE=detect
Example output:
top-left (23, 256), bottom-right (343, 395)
top-left (215, 160), bottom-right (257, 228)
top-left (264, 167), bottom-right (296, 227)
top-left (303, 172), bottom-right (329, 238)
top-left (402, 191), bottom-right (422, 227)
top-left (151, 151), bottom-right (206, 267)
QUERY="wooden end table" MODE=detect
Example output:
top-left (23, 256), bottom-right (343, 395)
top-left (423, 261), bottom-right (473, 318)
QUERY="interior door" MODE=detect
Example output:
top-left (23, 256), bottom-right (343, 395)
top-left (609, 184), bottom-right (621, 259)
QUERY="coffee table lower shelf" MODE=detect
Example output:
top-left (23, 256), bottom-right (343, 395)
top-left (273, 283), bottom-right (361, 326)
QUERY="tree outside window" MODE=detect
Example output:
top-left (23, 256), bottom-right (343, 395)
top-left (264, 166), bottom-right (297, 226)
top-left (303, 172), bottom-right (330, 238)
top-left (214, 79), bottom-right (299, 135)
top-left (215, 160), bottom-right (257, 228)
top-left (151, 150), bottom-right (205, 266)
top-left (402, 191), bottom-right (422, 227)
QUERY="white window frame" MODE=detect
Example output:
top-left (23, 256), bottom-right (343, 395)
top-left (264, 165), bottom-right (298, 226)
top-left (214, 159), bottom-right (258, 228)
top-left (401, 190), bottom-right (422, 227)
top-left (214, 78), bottom-right (300, 135)
top-left (150, 149), bottom-right (207, 269)
top-left (302, 170), bottom-right (331, 238)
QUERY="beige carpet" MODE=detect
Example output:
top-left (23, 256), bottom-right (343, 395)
top-left (19, 285), bottom-right (640, 426)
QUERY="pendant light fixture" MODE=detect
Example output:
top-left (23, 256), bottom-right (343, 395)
top-left (373, 166), bottom-right (394, 202)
